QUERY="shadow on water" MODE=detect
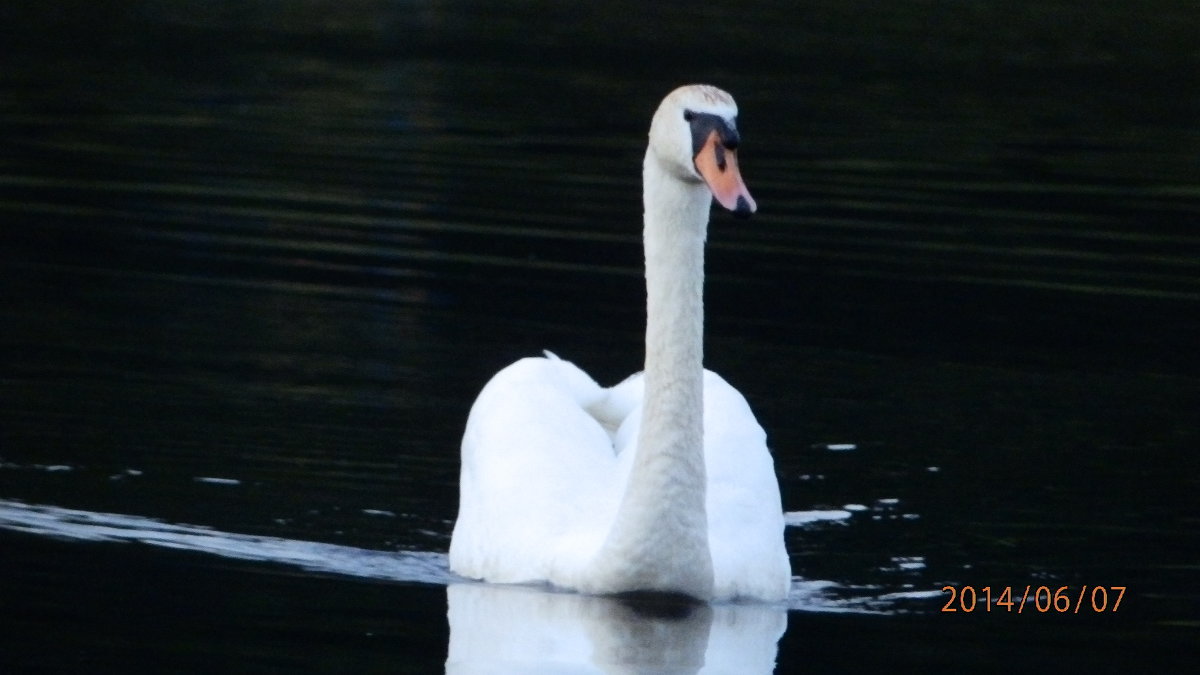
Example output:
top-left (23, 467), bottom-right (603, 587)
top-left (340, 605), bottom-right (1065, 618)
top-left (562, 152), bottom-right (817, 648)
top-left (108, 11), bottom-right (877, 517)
top-left (2, 0), bottom-right (1199, 671)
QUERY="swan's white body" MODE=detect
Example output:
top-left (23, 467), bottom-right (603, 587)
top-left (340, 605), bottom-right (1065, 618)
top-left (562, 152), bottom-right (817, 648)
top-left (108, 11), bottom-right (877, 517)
top-left (449, 85), bottom-right (790, 601)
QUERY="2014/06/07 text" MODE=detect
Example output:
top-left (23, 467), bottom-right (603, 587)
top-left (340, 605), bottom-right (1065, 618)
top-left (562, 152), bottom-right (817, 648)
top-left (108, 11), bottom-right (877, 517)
top-left (941, 585), bottom-right (1126, 613)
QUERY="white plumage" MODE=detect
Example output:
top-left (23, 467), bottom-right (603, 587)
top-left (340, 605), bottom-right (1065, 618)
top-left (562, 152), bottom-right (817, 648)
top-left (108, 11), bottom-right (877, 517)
top-left (449, 85), bottom-right (790, 601)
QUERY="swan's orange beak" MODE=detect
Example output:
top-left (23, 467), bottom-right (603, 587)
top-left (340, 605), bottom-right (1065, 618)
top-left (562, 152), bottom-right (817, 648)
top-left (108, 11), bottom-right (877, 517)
top-left (694, 130), bottom-right (756, 218)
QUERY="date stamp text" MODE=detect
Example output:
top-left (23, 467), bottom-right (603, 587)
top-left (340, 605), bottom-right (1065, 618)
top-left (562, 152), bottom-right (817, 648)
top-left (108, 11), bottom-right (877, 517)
top-left (941, 585), bottom-right (1126, 613)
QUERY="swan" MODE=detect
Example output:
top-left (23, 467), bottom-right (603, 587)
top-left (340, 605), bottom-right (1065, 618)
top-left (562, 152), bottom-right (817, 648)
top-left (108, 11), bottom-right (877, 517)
top-left (449, 84), bottom-right (790, 602)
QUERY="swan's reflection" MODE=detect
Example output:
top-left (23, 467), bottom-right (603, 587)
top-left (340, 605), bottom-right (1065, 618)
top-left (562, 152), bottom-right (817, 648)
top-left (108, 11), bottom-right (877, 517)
top-left (446, 582), bottom-right (786, 673)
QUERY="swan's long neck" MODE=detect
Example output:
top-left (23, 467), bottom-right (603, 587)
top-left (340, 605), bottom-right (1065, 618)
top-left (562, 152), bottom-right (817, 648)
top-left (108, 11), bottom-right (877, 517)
top-left (639, 156), bottom-right (709, 516)
top-left (585, 150), bottom-right (715, 599)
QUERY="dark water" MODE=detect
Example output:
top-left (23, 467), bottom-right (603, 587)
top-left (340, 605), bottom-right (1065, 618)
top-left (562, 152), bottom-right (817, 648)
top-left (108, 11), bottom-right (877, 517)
top-left (2, 1), bottom-right (1199, 671)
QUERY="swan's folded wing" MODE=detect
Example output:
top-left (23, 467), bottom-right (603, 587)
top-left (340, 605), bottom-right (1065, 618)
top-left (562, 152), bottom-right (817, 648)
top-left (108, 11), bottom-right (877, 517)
top-left (450, 356), bottom-right (617, 584)
top-left (701, 371), bottom-right (791, 601)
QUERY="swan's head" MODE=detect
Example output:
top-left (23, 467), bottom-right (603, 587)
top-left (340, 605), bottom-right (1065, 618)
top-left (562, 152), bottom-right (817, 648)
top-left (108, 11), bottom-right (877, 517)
top-left (648, 84), bottom-right (757, 218)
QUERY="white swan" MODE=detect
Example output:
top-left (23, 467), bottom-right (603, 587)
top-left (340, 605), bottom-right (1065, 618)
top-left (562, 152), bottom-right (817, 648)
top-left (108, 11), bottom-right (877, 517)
top-left (449, 85), bottom-right (790, 602)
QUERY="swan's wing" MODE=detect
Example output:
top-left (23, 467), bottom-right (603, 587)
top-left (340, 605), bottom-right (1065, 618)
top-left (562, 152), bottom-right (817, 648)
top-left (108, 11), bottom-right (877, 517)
top-left (449, 356), bottom-right (618, 585)
top-left (700, 371), bottom-right (792, 601)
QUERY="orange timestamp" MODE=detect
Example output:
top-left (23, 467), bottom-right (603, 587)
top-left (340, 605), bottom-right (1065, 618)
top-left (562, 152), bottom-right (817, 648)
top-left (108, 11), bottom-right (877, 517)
top-left (941, 585), bottom-right (1126, 613)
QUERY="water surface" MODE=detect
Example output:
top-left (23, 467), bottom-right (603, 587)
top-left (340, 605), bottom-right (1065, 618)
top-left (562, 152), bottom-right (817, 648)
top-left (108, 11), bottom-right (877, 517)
top-left (2, 1), bottom-right (1198, 671)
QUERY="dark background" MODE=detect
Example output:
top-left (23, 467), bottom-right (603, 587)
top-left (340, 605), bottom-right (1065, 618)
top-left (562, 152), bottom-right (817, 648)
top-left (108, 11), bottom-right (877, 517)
top-left (2, 1), bottom-right (1198, 671)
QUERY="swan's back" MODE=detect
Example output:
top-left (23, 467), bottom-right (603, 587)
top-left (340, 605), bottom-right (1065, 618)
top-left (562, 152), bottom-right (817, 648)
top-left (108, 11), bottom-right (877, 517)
top-left (450, 357), bottom-right (789, 600)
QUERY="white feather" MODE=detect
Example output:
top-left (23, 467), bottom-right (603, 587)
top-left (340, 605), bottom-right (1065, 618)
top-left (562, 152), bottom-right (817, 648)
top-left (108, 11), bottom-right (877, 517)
top-left (448, 85), bottom-right (789, 601)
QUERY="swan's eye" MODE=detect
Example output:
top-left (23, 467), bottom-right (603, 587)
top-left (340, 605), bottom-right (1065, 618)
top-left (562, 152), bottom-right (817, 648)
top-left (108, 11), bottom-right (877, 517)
top-left (683, 110), bottom-right (695, 122)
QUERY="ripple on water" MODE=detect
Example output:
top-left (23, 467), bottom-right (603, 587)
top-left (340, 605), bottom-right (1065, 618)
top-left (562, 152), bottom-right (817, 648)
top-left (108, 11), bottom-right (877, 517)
top-left (0, 499), bottom-right (937, 613)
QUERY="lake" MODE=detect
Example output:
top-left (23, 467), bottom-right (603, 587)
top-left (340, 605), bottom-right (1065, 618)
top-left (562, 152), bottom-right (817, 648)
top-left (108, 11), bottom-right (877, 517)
top-left (2, 1), bottom-right (1198, 671)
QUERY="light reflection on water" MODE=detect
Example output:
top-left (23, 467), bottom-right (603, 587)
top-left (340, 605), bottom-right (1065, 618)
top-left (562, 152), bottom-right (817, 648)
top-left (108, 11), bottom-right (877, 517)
top-left (0, 497), bottom-right (937, 615)
top-left (0, 499), bottom-right (452, 586)
top-left (0, 494), bottom-right (944, 670)
top-left (2, 0), bottom-right (1199, 671)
